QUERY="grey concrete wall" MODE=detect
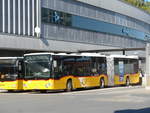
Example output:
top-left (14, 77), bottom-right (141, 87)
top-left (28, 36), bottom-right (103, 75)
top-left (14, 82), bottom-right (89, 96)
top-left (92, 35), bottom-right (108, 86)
top-left (0, 34), bottom-right (123, 52)
top-left (77, 0), bottom-right (150, 25)
top-left (42, 23), bottom-right (145, 49)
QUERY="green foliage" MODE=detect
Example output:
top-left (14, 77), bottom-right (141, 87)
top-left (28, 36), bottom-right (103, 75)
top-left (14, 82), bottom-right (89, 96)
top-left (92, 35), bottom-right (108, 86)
top-left (123, 0), bottom-right (150, 14)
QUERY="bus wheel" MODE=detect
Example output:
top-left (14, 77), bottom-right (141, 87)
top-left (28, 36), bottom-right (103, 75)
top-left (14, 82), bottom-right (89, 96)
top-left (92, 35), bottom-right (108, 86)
top-left (66, 80), bottom-right (73, 92)
top-left (100, 78), bottom-right (105, 88)
top-left (126, 77), bottom-right (130, 86)
top-left (40, 90), bottom-right (47, 93)
top-left (7, 90), bottom-right (14, 93)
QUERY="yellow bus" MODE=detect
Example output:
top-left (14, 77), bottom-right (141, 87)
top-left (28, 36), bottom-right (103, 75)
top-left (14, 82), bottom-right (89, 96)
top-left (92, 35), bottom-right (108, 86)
top-left (0, 57), bottom-right (23, 92)
top-left (23, 53), bottom-right (140, 92)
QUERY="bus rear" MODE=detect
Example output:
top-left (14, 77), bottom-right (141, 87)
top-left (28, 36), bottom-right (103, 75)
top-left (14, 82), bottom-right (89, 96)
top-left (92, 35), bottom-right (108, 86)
top-left (0, 57), bottom-right (23, 91)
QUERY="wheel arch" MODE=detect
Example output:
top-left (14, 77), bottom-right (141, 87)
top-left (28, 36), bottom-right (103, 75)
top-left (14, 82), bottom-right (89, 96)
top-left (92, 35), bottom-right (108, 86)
top-left (66, 78), bottom-right (73, 90)
top-left (99, 75), bottom-right (108, 86)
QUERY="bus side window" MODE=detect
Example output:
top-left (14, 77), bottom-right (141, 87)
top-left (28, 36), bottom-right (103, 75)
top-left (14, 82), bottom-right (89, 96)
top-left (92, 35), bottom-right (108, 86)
top-left (53, 60), bottom-right (57, 68)
top-left (18, 61), bottom-right (23, 79)
top-left (18, 62), bottom-right (22, 72)
top-left (91, 57), bottom-right (98, 76)
top-left (53, 56), bottom-right (64, 79)
top-left (97, 57), bottom-right (107, 75)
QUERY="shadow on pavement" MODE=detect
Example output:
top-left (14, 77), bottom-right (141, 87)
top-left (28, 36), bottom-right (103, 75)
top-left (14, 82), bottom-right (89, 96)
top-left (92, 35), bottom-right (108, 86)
top-left (0, 90), bottom-right (32, 93)
top-left (115, 108), bottom-right (150, 113)
top-left (28, 87), bottom-right (110, 94)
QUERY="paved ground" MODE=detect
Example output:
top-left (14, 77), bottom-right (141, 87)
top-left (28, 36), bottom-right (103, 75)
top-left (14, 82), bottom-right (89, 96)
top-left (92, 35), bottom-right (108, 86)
top-left (0, 86), bottom-right (150, 113)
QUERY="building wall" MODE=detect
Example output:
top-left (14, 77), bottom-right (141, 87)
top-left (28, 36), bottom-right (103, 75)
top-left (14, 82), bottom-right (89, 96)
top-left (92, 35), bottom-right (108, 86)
top-left (42, 0), bottom-right (150, 34)
top-left (0, 34), bottom-right (120, 52)
top-left (41, 0), bottom-right (147, 49)
top-left (42, 23), bottom-right (145, 48)
top-left (0, 0), bottom-right (149, 55)
top-left (77, 0), bottom-right (150, 25)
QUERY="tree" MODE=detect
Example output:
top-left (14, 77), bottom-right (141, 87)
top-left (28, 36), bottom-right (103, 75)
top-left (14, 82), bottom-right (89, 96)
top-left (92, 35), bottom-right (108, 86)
top-left (123, 0), bottom-right (150, 14)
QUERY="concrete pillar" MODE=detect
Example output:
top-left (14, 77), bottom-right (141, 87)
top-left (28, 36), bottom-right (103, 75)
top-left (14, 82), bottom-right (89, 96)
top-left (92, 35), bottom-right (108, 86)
top-left (35, 0), bottom-right (41, 38)
top-left (145, 43), bottom-right (150, 89)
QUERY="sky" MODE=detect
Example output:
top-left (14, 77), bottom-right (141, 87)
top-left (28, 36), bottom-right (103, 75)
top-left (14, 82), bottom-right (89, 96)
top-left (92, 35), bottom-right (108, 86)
top-left (145, 0), bottom-right (150, 2)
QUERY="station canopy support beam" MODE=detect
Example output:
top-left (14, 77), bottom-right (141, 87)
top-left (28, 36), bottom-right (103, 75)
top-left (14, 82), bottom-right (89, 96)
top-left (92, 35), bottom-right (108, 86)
top-left (78, 48), bottom-right (145, 55)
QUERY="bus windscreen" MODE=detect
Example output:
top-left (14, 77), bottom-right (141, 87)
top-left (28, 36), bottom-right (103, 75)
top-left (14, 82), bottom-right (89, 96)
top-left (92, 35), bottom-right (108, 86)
top-left (24, 55), bottom-right (51, 79)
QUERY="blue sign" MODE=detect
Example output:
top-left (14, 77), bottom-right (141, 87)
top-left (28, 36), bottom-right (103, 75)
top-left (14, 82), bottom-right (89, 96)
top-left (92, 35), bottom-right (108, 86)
top-left (72, 15), bottom-right (149, 41)
top-left (119, 61), bottom-right (124, 81)
top-left (53, 11), bottom-right (60, 23)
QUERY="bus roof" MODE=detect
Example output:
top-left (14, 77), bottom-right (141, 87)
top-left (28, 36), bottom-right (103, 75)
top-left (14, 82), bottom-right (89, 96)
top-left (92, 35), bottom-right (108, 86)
top-left (109, 55), bottom-right (138, 59)
top-left (24, 52), bottom-right (55, 56)
top-left (24, 52), bottom-right (139, 59)
top-left (24, 52), bottom-right (106, 57)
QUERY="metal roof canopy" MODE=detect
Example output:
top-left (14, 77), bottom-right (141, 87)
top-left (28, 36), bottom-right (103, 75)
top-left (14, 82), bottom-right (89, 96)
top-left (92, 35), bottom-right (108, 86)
top-left (78, 48), bottom-right (145, 55)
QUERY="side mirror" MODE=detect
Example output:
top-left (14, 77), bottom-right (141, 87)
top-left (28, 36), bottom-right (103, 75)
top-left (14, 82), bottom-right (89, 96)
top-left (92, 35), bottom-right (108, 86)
top-left (53, 60), bottom-right (57, 68)
top-left (18, 62), bottom-right (22, 71)
top-left (24, 60), bottom-right (28, 63)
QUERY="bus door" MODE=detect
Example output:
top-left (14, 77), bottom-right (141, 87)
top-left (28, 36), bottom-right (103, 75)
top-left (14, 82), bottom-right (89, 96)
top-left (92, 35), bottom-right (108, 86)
top-left (114, 58), bottom-right (126, 85)
top-left (16, 59), bottom-right (24, 90)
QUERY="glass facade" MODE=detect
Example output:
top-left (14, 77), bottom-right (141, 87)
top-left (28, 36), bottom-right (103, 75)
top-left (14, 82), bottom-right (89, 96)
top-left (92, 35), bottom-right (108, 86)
top-left (0, 0), bottom-right (38, 36)
top-left (41, 7), bottom-right (150, 41)
top-left (42, 8), bottom-right (72, 26)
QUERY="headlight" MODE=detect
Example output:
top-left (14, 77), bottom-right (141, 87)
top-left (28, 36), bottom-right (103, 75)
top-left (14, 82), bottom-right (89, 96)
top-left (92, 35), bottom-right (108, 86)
top-left (45, 83), bottom-right (51, 88)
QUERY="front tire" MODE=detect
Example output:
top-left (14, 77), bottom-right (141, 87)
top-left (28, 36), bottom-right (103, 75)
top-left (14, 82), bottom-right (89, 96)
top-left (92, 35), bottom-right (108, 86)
top-left (40, 90), bottom-right (47, 93)
top-left (7, 90), bottom-right (14, 93)
top-left (66, 80), bottom-right (73, 92)
top-left (100, 78), bottom-right (105, 88)
top-left (126, 77), bottom-right (130, 86)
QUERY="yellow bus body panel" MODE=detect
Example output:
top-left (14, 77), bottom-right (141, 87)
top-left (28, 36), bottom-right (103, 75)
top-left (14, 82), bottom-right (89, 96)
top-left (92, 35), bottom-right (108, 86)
top-left (114, 73), bottom-right (140, 85)
top-left (23, 79), bottom-right (54, 90)
top-left (129, 73), bottom-right (140, 84)
top-left (0, 80), bottom-right (23, 90)
top-left (53, 75), bottom-right (108, 90)
top-left (23, 75), bottom-right (108, 90)
top-left (0, 73), bottom-right (139, 91)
